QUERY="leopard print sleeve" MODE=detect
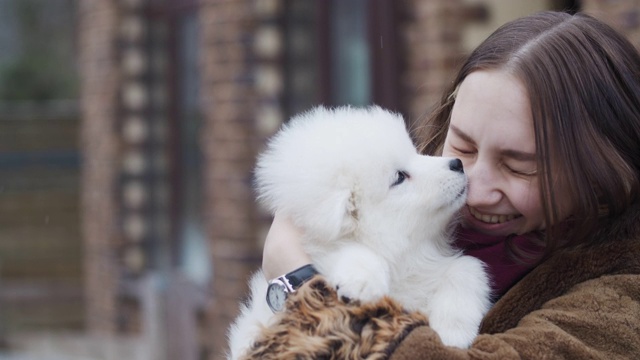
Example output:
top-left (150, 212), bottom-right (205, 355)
top-left (242, 276), bottom-right (429, 360)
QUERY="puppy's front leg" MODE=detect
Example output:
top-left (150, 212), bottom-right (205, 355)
top-left (320, 243), bottom-right (391, 303)
top-left (425, 256), bottom-right (491, 348)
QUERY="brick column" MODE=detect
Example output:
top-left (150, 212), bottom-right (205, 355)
top-left (399, 0), bottom-right (466, 123)
top-left (78, 0), bottom-right (120, 334)
top-left (199, 1), bottom-right (266, 357)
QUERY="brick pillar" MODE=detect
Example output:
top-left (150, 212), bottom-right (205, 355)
top-left (399, 0), bottom-right (467, 123)
top-left (78, 0), bottom-right (120, 334)
top-left (199, 1), bottom-right (265, 358)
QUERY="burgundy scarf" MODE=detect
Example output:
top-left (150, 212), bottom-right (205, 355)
top-left (454, 227), bottom-right (544, 299)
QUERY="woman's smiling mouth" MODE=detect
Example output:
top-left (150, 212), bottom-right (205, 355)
top-left (469, 206), bottom-right (520, 224)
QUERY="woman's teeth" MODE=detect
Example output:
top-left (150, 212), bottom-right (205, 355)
top-left (470, 207), bottom-right (517, 224)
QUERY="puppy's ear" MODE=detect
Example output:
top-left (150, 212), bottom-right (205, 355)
top-left (299, 189), bottom-right (358, 242)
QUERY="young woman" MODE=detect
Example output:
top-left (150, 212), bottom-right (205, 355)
top-left (254, 11), bottom-right (640, 359)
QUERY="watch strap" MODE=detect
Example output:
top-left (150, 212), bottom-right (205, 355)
top-left (283, 264), bottom-right (319, 290)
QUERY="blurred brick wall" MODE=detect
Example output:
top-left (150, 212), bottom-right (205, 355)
top-left (78, 0), bottom-right (120, 334)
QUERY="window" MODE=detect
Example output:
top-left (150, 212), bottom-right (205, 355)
top-left (283, 0), bottom-right (402, 117)
top-left (175, 7), bottom-right (210, 285)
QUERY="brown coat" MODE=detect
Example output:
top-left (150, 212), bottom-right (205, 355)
top-left (245, 205), bottom-right (640, 359)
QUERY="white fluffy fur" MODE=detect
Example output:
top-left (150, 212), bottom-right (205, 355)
top-left (227, 106), bottom-right (491, 358)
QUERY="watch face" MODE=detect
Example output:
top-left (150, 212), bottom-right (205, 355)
top-left (267, 282), bottom-right (287, 312)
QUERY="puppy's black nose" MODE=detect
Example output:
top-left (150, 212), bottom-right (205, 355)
top-left (449, 158), bottom-right (464, 173)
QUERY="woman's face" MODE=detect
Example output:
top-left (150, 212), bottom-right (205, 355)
top-left (443, 70), bottom-right (545, 236)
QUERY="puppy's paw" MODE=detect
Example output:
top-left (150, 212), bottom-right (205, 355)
top-left (334, 274), bottom-right (389, 303)
top-left (430, 321), bottom-right (477, 349)
top-left (327, 255), bottom-right (390, 303)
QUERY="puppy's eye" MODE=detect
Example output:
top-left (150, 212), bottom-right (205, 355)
top-left (391, 171), bottom-right (409, 187)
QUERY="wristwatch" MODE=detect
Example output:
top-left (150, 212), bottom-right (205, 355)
top-left (266, 264), bottom-right (318, 312)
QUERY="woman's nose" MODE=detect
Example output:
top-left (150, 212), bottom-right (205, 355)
top-left (464, 161), bottom-right (502, 205)
top-left (449, 158), bottom-right (464, 173)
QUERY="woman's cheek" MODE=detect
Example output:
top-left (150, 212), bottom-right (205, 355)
top-left (512, 181), bottom-right (545, 231)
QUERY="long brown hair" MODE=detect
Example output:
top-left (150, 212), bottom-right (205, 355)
top-left (416, 11), bottom-right (640, 256)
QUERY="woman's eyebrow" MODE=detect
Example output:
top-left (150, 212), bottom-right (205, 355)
top-left (450, 124), bottom-right (535, 161)
top-left (449, 124), bottom-right (476, 145)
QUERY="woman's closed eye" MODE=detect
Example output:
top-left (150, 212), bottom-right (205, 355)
top-left (451, 146), bottom-right (476, 156)
top-left (391, 170), bottom-right (410, 187)
top-left (505, 164), bottom-right (537, 177)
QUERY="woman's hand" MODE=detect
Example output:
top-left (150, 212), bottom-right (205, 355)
top-left (262, 212), bottom-right (312, 280)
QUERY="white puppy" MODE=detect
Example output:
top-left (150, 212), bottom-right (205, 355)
top-left (227, 106), bottom-right (491, 358)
